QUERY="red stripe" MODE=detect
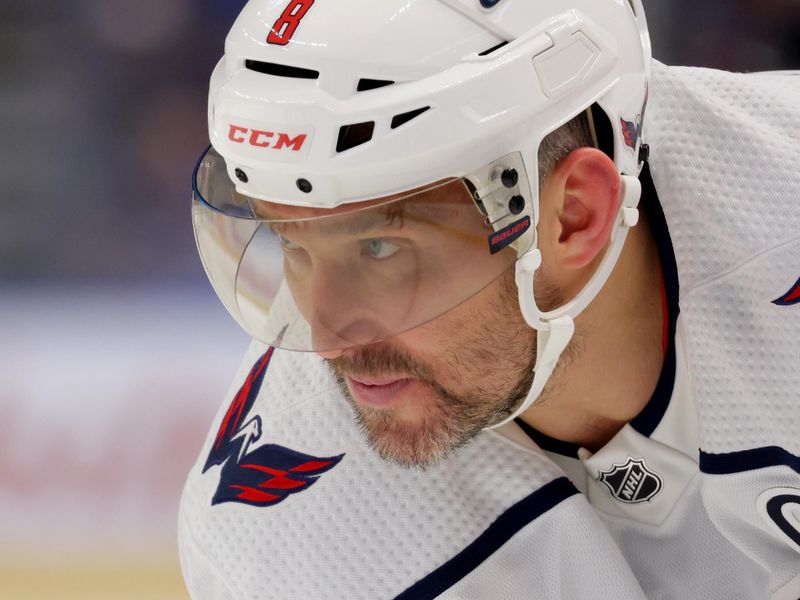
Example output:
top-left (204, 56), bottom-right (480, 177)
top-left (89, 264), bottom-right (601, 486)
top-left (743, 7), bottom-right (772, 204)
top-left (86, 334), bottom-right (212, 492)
top-left (214, 348), bottom-right (273, 450)
top-left (240, 463), bottom-right (287, 477)
top-left (291, 460), bottom-right (333, 473)
top-left (229, 485), bottom-right (280, 503)
top-left (214, 386), bottom-right (249, 450)
top-left (260, 477), bottom-right (305, 490)
top-left (659, 264), bottom-right (668, 358)
top-left (784, 284), bottom-right (800, 303)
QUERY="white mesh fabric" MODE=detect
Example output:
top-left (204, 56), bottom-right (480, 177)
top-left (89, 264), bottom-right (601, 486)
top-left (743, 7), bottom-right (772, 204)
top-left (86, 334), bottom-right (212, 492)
top-left (449, 494), bottom-right (647, 599)
top-left (647, 65), bottom-right (800, 293)
top-left (178, 518), bottom-right (239, 600)
top-left (682, 241), bottom-right (800, 455)
top-left (601, 476), bottom-right (770, 600)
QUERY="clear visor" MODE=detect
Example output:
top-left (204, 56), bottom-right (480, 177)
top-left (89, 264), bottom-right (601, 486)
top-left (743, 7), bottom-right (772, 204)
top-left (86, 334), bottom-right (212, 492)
top-left (192, 147), bottom-right (534, 352)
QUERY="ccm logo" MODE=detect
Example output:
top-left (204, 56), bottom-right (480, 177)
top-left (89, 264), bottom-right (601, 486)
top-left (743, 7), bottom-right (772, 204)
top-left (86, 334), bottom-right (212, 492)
top-left (228, 125), bottom-right (308, 152)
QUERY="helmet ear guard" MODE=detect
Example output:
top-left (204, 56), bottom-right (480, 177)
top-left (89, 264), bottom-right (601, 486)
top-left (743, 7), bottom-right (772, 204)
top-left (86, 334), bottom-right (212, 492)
top-left (488, 174), bottom-right (642, 428)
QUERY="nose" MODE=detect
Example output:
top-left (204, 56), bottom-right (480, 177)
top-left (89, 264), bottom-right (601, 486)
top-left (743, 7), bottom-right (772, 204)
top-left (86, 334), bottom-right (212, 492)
top-left (310, 275), bottom-right (392, 355)
top-left (311, 316), bottom-right (390, 357)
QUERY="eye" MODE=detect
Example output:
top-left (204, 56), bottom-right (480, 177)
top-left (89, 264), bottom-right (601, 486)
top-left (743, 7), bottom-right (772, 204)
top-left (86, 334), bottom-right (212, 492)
top-left (363, 238), bottom-right (400, 260)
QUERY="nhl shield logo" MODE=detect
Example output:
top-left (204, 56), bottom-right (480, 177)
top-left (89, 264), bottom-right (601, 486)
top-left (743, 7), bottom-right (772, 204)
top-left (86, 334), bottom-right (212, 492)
top-left (598, 457), bottom-right (662, 504)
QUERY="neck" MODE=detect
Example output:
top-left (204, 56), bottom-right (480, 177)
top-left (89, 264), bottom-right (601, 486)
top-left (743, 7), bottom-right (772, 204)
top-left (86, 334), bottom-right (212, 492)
top-left (520, 209), bottom-right (665, 452)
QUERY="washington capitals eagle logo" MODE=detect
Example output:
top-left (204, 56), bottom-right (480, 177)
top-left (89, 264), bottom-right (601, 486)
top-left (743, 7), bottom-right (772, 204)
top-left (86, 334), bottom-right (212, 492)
top-left (620, 116), bottom-right (642, 150)
top-left (202, 347), bottom-right (344, 507)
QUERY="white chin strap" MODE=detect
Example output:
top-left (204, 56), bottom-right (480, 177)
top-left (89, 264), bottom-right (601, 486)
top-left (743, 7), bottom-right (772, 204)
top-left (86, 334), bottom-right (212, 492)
top-left (488, 175), bottom-right (642, 429)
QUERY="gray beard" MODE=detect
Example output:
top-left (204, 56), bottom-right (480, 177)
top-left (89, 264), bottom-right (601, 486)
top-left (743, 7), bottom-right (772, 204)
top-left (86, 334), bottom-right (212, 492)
top-left (327, 352), bottom-right (534, 469)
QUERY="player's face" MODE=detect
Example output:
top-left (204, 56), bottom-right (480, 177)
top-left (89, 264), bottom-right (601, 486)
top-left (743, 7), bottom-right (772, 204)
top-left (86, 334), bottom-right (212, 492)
top-left (264, 180), bottom-right (549, 468)
top-left (325, 268), bottom-right (552, 468)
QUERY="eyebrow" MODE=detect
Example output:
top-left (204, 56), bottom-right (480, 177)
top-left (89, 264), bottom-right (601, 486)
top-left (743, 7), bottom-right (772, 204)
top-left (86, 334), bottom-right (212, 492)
top-left (268, 207), bottom-right (407, 237)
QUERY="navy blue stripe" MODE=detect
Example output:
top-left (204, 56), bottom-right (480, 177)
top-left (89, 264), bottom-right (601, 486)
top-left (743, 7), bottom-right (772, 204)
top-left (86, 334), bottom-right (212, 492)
top-left (630, 163), bottom-right (680, 437)
top-left (700, 446), bottom-right (800, 475)
top-left (514, 418), bottom-right (581, 459)
top-left (393, 477), bottom-right (578, 600)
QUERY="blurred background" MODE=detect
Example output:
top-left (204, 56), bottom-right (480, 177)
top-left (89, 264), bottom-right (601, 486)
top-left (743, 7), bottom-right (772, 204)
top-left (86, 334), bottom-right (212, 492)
top-left (1, 1), bottom-right (798, 598)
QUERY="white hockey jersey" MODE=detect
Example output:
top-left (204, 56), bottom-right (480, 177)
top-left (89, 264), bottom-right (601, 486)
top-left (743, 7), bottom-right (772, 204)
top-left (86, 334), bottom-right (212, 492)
top-left (179, 64), bottom-right (800, 599)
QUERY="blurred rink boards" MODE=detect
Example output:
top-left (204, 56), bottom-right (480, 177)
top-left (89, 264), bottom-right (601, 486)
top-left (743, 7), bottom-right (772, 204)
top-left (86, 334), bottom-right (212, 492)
top-left (0, 284), bottom-right (248, 599)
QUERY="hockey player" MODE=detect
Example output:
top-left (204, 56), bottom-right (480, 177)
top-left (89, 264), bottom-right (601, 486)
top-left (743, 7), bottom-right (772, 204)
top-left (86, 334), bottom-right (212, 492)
top-left (180, 1), bottom-right (800, 598)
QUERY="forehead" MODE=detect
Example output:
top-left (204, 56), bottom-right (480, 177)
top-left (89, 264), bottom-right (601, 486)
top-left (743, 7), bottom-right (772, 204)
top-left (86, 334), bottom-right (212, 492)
top-left (249, 178), bottom-right (469, 223)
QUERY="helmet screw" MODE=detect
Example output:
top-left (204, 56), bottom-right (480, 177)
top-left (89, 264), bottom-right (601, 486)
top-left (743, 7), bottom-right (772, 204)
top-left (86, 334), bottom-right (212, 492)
top-left (501, 168), bottom-right (519, 188)
top-left (509, 195), bottom-right (525, 215)
top-left (296, 178), bottom-right (313, 194)
top-left (479, 0), bottom-right (502, 7)
top-left (235, 168), bottom-right (248, 183)
top-left (638, 143), bottom-right (650, 164)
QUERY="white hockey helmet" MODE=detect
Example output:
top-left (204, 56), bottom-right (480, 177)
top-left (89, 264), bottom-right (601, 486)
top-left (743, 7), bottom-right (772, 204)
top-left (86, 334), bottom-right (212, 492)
top-left (193, 0), bottom-right (651, 422)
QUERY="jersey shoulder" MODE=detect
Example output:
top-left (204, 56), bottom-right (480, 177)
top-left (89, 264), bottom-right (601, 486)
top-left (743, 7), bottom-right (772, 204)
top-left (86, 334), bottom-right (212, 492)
top-left (644, 61), bottom-right (800, 464)
top-left (647, 62), bottom-right (800, 292)
top-left (644, 64), bottom-right (800, 597)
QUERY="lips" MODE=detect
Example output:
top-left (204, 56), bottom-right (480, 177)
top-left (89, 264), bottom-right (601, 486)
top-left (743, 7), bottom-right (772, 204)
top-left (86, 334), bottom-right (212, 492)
top-left (346, 374), bottom-right (413, 408)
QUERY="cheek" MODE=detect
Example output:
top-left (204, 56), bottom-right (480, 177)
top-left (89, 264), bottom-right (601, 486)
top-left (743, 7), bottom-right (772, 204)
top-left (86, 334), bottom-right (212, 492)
top-left (392, 276), bottom-right (530, 393)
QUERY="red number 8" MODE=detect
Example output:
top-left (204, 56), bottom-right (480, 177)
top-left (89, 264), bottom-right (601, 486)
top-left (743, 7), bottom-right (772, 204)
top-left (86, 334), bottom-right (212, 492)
top-left (267, 0), bottom-right (316, 46)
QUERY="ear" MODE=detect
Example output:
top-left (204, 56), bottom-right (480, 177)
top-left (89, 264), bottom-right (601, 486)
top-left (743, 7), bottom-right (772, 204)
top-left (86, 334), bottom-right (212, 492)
top-left (542, 148), bottom-right (621, 271)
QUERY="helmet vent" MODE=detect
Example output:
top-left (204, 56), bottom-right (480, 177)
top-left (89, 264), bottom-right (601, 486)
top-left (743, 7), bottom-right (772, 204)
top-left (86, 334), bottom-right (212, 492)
top-left (245, 59), bottom-right (319, 80)
top-left (357, 78), bottom-right (395, 92)
top-left (336, 121), bottom-right (375, 152)
top-left (478, 41), bottom-right (509, 56)
top-left (590, 104), bottom-right (615, 160)
top-left (390, 107), bottom-right (431, 130)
